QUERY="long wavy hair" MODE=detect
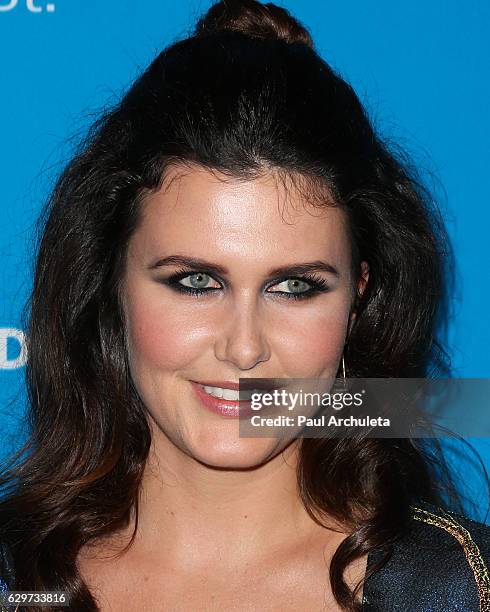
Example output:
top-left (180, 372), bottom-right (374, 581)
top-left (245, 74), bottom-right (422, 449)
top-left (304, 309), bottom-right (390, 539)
top-left (0, 1), bottom-right (477, 610)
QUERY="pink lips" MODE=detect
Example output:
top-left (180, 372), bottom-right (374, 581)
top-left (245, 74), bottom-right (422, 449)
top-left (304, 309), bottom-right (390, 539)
top-left (190, 381), bottom-right (257, 418)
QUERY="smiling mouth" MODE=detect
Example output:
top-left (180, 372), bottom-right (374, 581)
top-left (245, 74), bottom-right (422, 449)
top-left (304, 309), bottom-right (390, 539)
top-left (196, 384), bottom-right (277, 401)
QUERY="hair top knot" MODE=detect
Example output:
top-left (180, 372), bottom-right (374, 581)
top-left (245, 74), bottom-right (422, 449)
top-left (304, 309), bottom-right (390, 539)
top-left (194, 0), bottom-right (315, 49)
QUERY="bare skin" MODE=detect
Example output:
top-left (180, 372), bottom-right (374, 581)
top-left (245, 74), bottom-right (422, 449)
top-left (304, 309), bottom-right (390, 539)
top-left (77, 164), bottom-right (370, 610)
top-left (78, 440), bottom-right (369, 611)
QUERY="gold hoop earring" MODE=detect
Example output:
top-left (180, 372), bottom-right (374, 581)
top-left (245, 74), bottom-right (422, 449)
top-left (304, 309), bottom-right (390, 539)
top-left (341, 353), bottom-right (348, 393)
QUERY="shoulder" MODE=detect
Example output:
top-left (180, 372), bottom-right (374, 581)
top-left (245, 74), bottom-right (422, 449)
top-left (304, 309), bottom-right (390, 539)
top-left (363, 500), bottom-right (490, 611)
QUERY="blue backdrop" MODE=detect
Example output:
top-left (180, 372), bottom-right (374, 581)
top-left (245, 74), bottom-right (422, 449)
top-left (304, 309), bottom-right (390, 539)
top-left (0, 0), bottom-right (489, 520)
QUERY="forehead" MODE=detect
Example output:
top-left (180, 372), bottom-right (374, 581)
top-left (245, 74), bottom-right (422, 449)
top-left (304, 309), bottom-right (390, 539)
top-left (133, 164), bottom-right (350, 265)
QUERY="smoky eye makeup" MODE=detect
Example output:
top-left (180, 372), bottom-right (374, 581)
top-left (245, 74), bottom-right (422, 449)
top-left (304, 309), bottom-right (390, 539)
top-left (158, 267), bottom-right (332, 301)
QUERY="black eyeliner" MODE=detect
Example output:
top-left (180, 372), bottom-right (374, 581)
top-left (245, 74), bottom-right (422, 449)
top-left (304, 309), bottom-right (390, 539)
top-left (159, 269), bottom-right (331, 300)
top-left (160, 267), bottom-right (222, 297)
top-left (266, 272), bottom-right (331, 301)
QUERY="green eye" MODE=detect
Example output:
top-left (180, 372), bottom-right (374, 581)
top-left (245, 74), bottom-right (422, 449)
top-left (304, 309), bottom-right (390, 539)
top-left (163, 270), bottom-right (330, 300)
top-left (271, 279), bottom-right (311, 294)
top-left (180, 272), bottom-right (213, 289)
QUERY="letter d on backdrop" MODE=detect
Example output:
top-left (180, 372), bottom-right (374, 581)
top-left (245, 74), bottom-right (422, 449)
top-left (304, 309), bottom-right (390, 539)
top-left (0, 0), bottom-right (18, 11)
top-left (0, 328), bottom-right (27, 369)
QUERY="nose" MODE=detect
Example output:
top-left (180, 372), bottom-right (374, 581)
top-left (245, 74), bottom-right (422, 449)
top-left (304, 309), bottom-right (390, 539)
top-left (214, 295), bottom-right (271, 371)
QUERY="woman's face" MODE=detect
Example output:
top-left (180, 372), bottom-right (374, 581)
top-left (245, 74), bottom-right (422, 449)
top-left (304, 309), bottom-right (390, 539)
top-left (121, 164), bottom-right (368, 469)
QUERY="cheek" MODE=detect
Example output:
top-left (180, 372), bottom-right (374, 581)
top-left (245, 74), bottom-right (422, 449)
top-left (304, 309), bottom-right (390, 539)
top-left (124, 290), bottom-right (211, 371)
top-left (277, 297), bottom-right (350, 372)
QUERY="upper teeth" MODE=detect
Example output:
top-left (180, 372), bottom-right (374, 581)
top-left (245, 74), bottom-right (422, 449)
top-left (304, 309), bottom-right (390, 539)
top-left (201, 385), bottom-right (269, 400)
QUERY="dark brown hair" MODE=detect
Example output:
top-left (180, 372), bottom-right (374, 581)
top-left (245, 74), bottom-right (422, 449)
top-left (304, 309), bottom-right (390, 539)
top-left (0, 1), bottom-right (474, 610)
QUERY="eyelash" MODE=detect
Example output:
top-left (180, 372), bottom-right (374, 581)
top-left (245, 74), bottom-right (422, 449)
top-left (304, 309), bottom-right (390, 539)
top-left (162, 268), bottom-right (331, 301)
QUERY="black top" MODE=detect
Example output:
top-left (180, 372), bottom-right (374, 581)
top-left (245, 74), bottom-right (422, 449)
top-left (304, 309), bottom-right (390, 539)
top-left (361, 501), bottom-right (490, 611)
top-left (1, 500), bottom-right (489, 611)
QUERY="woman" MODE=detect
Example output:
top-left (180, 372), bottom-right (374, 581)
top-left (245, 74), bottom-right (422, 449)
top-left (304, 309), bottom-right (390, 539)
top-left (0, 1), bottom-right (489, 610)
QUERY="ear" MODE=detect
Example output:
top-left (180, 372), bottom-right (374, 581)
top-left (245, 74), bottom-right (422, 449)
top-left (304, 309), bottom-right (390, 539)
top-left (348, 261), bottom-right (369, 336)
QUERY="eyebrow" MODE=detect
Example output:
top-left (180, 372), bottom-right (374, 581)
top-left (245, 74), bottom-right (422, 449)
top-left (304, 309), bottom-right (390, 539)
top-left (148, 255), bottom-right (340, 278)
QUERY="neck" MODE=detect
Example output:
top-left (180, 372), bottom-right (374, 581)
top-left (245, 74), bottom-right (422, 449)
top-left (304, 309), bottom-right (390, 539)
top-left (122, 427), bottom-right (337, 570)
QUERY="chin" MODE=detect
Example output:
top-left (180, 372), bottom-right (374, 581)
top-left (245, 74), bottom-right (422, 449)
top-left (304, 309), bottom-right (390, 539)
top-left (185, 437), bottom-right (288, 470)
